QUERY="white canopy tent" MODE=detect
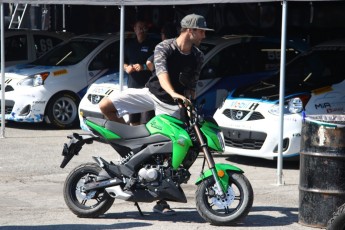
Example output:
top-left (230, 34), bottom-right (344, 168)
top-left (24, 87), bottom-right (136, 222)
top-left (0, 0), bottom-right (341, 186)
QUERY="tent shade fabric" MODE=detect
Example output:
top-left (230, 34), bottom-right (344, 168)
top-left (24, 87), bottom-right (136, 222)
top-left (0, 0), bottom-right (341, 6)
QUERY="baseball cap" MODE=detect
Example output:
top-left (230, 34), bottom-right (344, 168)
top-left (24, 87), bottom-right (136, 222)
top-left (180, 14), bottom-right (214, 31)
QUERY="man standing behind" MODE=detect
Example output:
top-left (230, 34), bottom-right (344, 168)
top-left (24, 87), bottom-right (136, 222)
top-left (124, 19), bottom-right (156, 125)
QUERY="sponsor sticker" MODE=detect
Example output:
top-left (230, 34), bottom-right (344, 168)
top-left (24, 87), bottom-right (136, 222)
top-left (312, 86), bottom-right (332, 95)
top-left (53, 69), bottom-right (68, 76)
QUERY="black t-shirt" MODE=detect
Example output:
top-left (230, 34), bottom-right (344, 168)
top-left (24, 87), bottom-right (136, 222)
top-left (125, 37), bottom-right (157, 88)
top-left (147, 39), bottom-right (204, 105)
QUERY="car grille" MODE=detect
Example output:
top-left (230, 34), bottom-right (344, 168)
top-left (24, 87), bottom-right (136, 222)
top-left (0, 100), bottom-right (14, 114)
top-left (0, 105), bottom-right (13, 114)
top-left (223, 109), bottom-right (264, 121)
top-left (222, 127), bottom-right (266, 150)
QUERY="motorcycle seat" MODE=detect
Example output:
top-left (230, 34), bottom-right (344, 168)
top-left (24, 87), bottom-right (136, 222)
top-left (85, 117), bottom-right (150, 139)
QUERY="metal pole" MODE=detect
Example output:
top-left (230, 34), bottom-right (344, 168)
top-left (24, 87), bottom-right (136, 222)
top-left (277, 0), bottom-right (288, 186)
top-left (1, 3), bottom-right (6, 138)
top-left (119, 5), bottom-right (125, 91)
top-left (62, 4), bottom-right (66, 32)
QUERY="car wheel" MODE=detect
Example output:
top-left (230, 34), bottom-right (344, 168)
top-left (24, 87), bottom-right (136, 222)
top-left (46, 92), bottom-right (79, 129)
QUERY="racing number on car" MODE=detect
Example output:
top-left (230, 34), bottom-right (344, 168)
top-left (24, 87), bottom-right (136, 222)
top-left (37, 39), bottom-right (54, 57)
top-left (267, 50), bottom-right (280, 60)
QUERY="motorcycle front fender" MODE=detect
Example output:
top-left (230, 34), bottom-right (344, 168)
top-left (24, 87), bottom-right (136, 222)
top-left (195, 163), bottom-right (244, 189)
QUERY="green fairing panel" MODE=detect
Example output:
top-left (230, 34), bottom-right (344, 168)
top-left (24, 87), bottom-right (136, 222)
top-left (200, 120), bottom-right (222, 152)
top-left (195, 163), bottom-right (244, 191)
top-left (85, 120), bottom-right (121, 140)
top-left (146, 114), bottom-right (192, 169)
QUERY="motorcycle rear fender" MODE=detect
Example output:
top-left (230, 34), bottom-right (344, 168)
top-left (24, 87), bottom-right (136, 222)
top-left (195, 163), bottom-right (244, 190)
top-left (60, 133), bottom-right (98, 168)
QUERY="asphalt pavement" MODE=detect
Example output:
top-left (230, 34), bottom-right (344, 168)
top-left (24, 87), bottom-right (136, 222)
top-left (0, 121), bottom-right (321, 230)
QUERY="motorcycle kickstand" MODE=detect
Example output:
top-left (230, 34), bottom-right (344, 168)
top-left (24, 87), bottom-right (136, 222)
top-left (134, 202), bottom-right (144, 216)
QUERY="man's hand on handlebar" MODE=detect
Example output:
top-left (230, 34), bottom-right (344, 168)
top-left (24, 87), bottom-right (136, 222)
top-left (171, 92), bottom-right (191, 107)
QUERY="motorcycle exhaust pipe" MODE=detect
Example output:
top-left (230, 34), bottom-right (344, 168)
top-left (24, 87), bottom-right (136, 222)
top-left (84, 178), bottom-right (122, 191)
top-left (105, 185), bottom-right (132, 200)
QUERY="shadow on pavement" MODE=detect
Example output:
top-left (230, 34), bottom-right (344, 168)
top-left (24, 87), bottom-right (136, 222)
top-left (0, 206), bottom-right (299, 229)
top-left (224, 155), bottom-right (300, 170)
top-left (3, 120), bottom-right (79, 131)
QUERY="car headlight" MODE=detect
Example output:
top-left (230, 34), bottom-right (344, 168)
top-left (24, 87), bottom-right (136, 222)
top-left (269, 95), bottom-right (311, 115)
top-left (89, 94), bottom-right (104, 104)
top-left (217, 131), bottom-right (225, 152)
top-left (288, 97), bottom-right (303, 113)
top-left (18, 72), bottom-right (50, 87)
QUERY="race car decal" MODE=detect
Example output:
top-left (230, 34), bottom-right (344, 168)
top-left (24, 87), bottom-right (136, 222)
top-left (5, 78), bottom-right (12, 84)
top-left (312, 86), bottom-right (333, 95)
top-left (327, 107), bottom-right (344, 113)
top-left (53, 69), bottom-right (68, 76)
top-left (230, 101), bottom-right (259, 110)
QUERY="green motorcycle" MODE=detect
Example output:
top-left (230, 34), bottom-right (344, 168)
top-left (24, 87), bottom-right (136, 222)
top-left (60, 99), bottom-right (253, 225)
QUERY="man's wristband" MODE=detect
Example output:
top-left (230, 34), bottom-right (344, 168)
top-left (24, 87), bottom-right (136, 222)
top-left (143, 64), bottom-right (147, 71)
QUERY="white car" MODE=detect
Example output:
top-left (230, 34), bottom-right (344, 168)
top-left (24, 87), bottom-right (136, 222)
top-left (79, 72), bottom-right (128, 130)
top-left (78, 35), bottom-right (308, 130)
top-left (3, 29), bottom-right (73, 67)
top-left (0, 33), bottom-right (129, 128)
top-left (213, 39), bottom-right (345, 160)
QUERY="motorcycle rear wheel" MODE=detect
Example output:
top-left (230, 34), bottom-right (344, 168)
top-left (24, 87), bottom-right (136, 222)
top-left (63, 163), bottom-right (115, 218)
top-left (195, 172), bottom-right (253, 226)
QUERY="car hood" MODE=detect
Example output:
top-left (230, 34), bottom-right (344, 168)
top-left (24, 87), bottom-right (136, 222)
top-left (231, 73), bottom-right (310, 102)
top-left (5, 64), bottom-right (67, 77)
top-left (90, 72), bottom-right (128, 90)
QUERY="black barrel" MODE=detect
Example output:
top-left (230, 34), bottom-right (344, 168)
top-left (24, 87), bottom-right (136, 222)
top-left (299, 115), bottom-right (345, 228)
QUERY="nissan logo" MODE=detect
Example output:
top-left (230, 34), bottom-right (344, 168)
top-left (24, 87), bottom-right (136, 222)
top-left (235, 111), bottom-right (244, 120)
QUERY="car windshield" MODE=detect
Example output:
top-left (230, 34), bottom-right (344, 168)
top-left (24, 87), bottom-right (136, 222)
top-left (199, 42), bottom-right (216, 55)
top-left (233, 46), bottom-right (345, 99)
top-left (31, 38), bottom-right (104, 66)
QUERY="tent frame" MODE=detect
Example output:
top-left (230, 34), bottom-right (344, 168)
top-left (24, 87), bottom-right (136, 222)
top-left (0, 0), bottom-right (341, 185)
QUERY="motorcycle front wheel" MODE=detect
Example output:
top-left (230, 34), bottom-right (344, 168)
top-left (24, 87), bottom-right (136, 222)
top-left (195, 172), bottom-right (253, 226)
top-left (63, 163), bottom-right (115, 218)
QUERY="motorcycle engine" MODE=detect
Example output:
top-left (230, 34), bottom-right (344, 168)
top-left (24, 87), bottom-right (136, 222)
top-left (138, 166), bottom-right (160, 182)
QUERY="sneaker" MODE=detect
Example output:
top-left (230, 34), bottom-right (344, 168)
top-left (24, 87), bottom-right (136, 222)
top-left (153, 201), bottom-right (176, 215)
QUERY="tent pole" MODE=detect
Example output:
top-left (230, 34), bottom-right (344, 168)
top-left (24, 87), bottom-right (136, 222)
top-left (119, 5), bottom-right (125, 91)
top-left (1, 3), bottom-right (5, 138)
top-left (62, 4), bottom-right (66, 32)
top-left (277, 0), bottom-right (287, 186)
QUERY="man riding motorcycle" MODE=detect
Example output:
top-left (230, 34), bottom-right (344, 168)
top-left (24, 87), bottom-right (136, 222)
top-left (98, 14), bottom-right (213, 215)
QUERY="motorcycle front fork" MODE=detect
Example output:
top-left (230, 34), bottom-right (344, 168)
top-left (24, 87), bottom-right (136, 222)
top-left (193, 124), bottom-right (226, 198)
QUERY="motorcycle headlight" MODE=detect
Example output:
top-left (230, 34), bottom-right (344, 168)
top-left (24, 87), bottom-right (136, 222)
top-left (217, 131), bottom-right (225, 152)
top-left (18, 72), bottom-right (50, 87)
